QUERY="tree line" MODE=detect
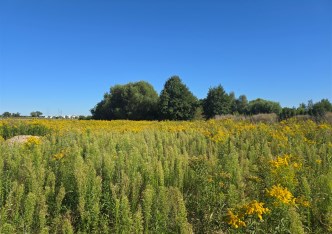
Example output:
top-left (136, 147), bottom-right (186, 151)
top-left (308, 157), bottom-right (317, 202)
top-left (91, 76), bottom-right (332, 121)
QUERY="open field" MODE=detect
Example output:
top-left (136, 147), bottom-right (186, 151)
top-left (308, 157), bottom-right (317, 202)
top-left (0, 119), bottom-right (331, 233)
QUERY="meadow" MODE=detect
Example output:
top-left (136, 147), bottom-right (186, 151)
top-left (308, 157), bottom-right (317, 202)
top-left (0, 119), bottom-right (331, 233)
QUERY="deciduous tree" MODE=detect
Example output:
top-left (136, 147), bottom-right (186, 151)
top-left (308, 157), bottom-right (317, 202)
top-left (159, 76), bottom-right (198, 120)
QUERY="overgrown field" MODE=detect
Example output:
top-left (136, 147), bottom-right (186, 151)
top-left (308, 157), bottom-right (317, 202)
top-left (0, 119), bottom-right (331, 233)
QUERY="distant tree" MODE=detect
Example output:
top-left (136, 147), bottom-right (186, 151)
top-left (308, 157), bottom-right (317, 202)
top-left (193, 99), bottom-right (204, 120)
top-left (296, 103), bottom-right (307, 115)
top-left (159, 76), bottom-right (198, 120)
top-left (91, 94), bottom-right (111, 120)
top-left (202, 85), bottom-right (232, 119)
top-left (236, 95), bottom-right (248, 114)
top-left (311, 99), bottom-right (332, 117)
top-left (279, 107), bottom-right (297, 120)
top-left (31, 111), bottom-right (43, 117)
top-left (12, 112), bottom-right (21, 117)
top-left (78, 115), bottom-right (92, 120)
top-left (2, 112), bottom-right (11, 118)
top-left (247, 98), bottom-right (281, 115)
top-left (91, 81), bottom-right (159, 120)
top-left (307, 100), bottom-right (314, 115)
top-left (229, 92), bottom-right (237, 114)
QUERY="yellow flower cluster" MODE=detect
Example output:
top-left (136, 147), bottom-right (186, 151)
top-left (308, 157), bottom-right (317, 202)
top-left (25, 136), bottom-right (41, 147)
top-left (295, 195), bottom-right (310, 208)
top-left (227, 210), bottom-right (246, 229)
top-left (244, 200), bottom-right (269, 221)
top-left (53, 149), bottom-right (68, 160)
top-left (267, 184), bottom-right (295, 205)
top-left (270, 154), bottom-right (290, 168)
top-left (292, 162), bottom-right (302, 169)
top-left (227, 200), bottom-right (269, 229)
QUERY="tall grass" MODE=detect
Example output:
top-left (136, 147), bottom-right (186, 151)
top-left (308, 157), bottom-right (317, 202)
top-left (0, 119), bottom-right (331, 233)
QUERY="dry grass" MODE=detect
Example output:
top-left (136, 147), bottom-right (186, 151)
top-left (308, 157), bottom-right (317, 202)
top-left (6, 135), bottom-right (40, 145)
top-left (215, 113), bottom-right (278, 123)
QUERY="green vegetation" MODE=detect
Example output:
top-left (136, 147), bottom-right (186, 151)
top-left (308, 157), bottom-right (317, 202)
top-left (30, 111), bottom-right (43, 117)
top-left (158, 76), bottom-right (198, 120)
top-left (91, 81), bottom-right (158, 120)
top-left (203, 85), bottom-right (233, 118)
top-left (87, 76), bottom-right (331, 121)
top-left (0, 119), bottom-right (331, 233)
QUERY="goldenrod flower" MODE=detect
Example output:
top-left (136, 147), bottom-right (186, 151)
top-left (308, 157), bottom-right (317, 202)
top-left (267, 184), bottom-right (295, 205)
top-left (270, 154), bottom-right (290, 168)
top-left (25, 136), bottom-right (41, 147)
top-left (295, 196), bottom-right (310, 207)
top-left (244, 200), bottom-right (269, 221)
top-left (227, 210), bottom-right (246, 229)
top-left (53, 149), bottom-right (67, 160)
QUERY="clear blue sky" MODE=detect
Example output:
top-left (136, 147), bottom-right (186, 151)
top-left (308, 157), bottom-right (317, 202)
top-left (0, 0), bottom-right (331, 116)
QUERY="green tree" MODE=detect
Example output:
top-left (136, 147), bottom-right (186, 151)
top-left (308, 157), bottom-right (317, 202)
top-left (159, 76), bottom-right (198, 120)
top-left (91, 94), bottom-right (109, 120)
top-left (2, 112), bottom-right (11, 118)
top-left (296, 103), bottom-right (307, 115)
top-left (312, 99), bottom-right (332, 117)
top-left (236, 95), bottom-right (248, 114)
top-left (202, 85), bottom-right (232, 119)
top-left (91, 81), bottom-right (159, 120)
top-left (307, 100), bottom-right (314, 115)
top-left (279, 107), bottom-right (296, 120)
top-left (193, 100), bottom-right (204, 120)
top-left (12, 112), bottom-right (21, 117)
top-left (247, 98), bottom-right (281, 115)
top-left (229, 92), bottom-right (237, 114)
top-left (31, 111), bottom-right (43, 117)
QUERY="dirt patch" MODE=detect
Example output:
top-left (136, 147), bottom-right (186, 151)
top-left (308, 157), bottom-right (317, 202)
top-left (6, 135), bottom-right (40, 145)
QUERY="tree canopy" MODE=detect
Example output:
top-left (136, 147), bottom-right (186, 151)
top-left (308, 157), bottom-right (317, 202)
top-left (247, 98), bottom-right (282, 115)
top-left (159, 76), bottom-right (198, 120)
top-left (89, 76), bottom-right (331, 121)
top-left (91, 81), bottom-right (159, 120)
top-left (311, 99), bottom-right (332, 117)
top-left (203, 85), bottom-right (232, 119)
top-left (31, 111), bottom-right (43, 117)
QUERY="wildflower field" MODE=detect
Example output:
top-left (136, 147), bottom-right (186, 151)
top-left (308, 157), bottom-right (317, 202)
top-left (0, 119), bottom-right (331, 233)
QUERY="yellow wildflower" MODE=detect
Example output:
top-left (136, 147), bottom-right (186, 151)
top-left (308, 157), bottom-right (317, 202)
top-left (267, 184), bottom-right (295, 205)
top-left (244, 200), bottom-right (269, 221)
top-left (292, 162), bottom-right (302, 169)
top-left (270, 154), bottom-right (290, 168)
top-left (295, 196), bottom-right (310, 207)
top-left (207, 177), bottom-right (213, 183)
top-left (53, 149), bottom-right (67, 160)
top-left (25, 136), bottom-right (41, 147)
top-left (227, 210), bottom-right (246, 229)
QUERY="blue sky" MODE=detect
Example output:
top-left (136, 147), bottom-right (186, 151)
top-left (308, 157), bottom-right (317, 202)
top-left (0, 0), bottom-right (331, 116)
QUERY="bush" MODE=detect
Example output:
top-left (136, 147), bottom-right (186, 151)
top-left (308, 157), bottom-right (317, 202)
top-left (0, 120), bottom-right (50, 139)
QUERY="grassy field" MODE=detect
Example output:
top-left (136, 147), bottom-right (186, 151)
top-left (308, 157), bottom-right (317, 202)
top-left (0, 119), bottom-right (331, 233)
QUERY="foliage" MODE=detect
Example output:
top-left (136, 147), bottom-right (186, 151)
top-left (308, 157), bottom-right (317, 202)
top-left (1, 112), bottom-right (21, 118)
top-left (236, 95), bottom-right (248, 114)
top-left (159, 76), bottom-right (198, 120)
top-left (248, 98), bottom-right (282, 115)
top-left (312, 99), bottom-right (332, 118)
top-left (0, 118), bottom-right (331, 233)
top-left (88, 78), bottom-right (331, 121)
top-left (91, 81), bottom-right (159, 120)
top-left (202, 85), bottom-right (232, 119)
top-left (279, 107), bottom-right (297, 121)
top-left (30, 111), bottom-right (43, 117)
top-left (0, 120), bottom-right (50, 139)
